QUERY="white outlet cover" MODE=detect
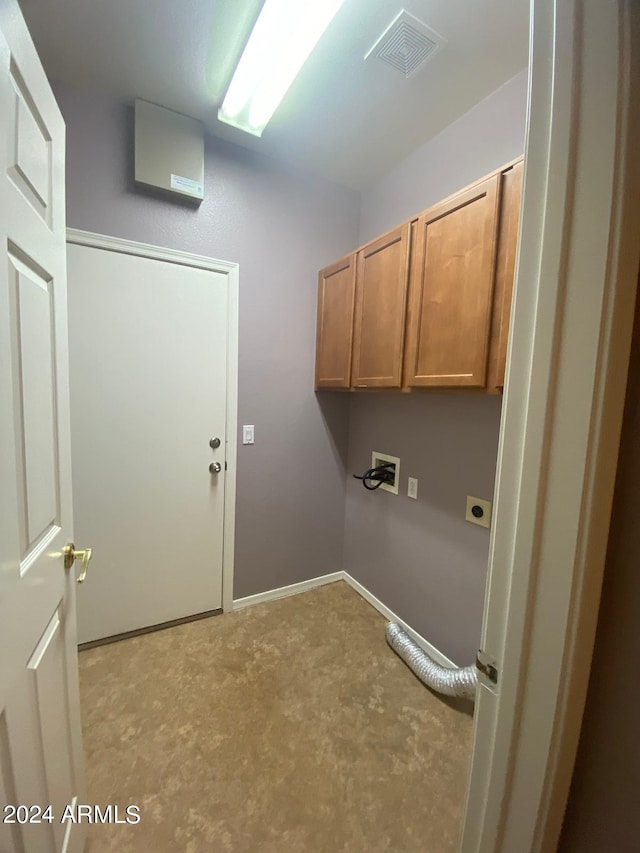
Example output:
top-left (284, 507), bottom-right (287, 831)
top-left (466, 495), bottom-right (492, 528)
top-left (408, 477), bottom-right (418, 499)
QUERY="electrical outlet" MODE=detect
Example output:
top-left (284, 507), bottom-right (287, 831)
top-left (466, 496), bottom-right (492, 528)
top-left (242, 425), bottom-right (255, 445)
top-left (407, 477), bottom-right (418, 499)
top-left (371, 451), bottom-right (400, 494)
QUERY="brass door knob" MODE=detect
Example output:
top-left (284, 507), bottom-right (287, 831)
top-left (63, 543), bottom-right (93, 583)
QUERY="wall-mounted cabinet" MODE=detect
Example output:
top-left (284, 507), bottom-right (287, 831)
top-left (487, 159), bottom-right (524, 391)
top-left (404, 174), bottom-right (500, 388)
top-left (351, 223), bottom-right (410, 389)
top-left (314, 254), bottom-right (356, 389)
top-left (314, 157), bottom-right (524, 394)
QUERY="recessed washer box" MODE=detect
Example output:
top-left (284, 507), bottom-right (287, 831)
top-left (134, 99), bottom-right (204, 202)
top-left (371, 451), bottom-right (400, 495)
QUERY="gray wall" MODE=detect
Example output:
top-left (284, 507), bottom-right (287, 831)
top-left (344, 394), bottom-right (502, 665)
top-left (57, 69), bottom-right (528, 655)
top-left (559, 305), bottom-right (640, 852)
top-left (359, 69), bottom-right (528, 244)
top-left (55, 83), bottom-right (359, 599)
top-left (344, 70), bottom-right (527, 665)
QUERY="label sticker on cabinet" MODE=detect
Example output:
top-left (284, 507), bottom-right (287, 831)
top-left (170, 174), bottom-right (203, 196)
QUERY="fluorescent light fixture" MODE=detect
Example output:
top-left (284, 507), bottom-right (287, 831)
top-left (218, 0), bottom-right (346, 137)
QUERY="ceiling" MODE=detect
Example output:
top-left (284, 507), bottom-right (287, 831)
top-left (19, 0), bottom-right (529, 190)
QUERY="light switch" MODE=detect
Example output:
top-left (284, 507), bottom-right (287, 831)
top-left (243, 425), bottom-right (255, 445)
top-left (407, 477), bottom-right (418, 499)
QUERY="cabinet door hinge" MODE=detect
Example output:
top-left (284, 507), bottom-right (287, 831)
top-left (476, 649), bottom-right (499, 685)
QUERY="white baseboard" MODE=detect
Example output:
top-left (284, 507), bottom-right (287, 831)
top-left (341, 572), bottom-right (457, 669)
top-left (232, 572), bottom-right (344, 611)
top-left (233, 570), bottom-right (456, 669)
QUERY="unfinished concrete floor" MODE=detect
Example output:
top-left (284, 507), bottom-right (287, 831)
top-left (79, 581), bottom-right (473, 852)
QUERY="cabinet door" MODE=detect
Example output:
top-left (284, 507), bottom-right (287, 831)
top-left (487, 160), bottom-right (524, 391)
top-left (405, 174), bottom-right (501, 387)
top-left (351, 223), bottom-right (411, 388)
top-left (315, 254), bottom-right (356, 389)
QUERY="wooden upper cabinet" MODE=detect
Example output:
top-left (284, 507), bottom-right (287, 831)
top-left (315, 254), bottom-right (356, 389)
top-left (404, 174), bottom-right (502, 388)
top-left (486, 159), bottom-right (524, 391)
top-left (313, 157), bottom-right (524, 394)
top-left (351, 223), bottom-right (411, 388)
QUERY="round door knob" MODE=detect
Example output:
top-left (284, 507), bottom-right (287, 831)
top-left (209, 437), bottom-right (221, 449)
top-left (209, 461), bottom-right (222, 474)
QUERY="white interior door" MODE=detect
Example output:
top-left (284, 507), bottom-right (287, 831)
top-left (67, 240), bottom-right (229, 644)
top-left (0, 5), bottom-right (87, 853)
top-left (461, 2), bottom-right (640, 850)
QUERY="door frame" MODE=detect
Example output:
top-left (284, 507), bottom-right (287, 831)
top-left (66, 229), bottom-right (239, 613)
top-left (461, 1), bottom-right (640, 851)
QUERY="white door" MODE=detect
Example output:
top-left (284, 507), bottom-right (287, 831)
top-left (460, 2), bottom-right (640, 850)
top-left (0, 5), bottom-right (87, 853)
top-left (66, 240), bottom-right (229, 644)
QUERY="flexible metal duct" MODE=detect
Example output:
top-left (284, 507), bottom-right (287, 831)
top-left (385, 622), bottom-right (478, 702)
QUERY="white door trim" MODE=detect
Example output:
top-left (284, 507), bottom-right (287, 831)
top-left (461, 2), bottom-right (640, 851)
top-left (66, 228), bottom-right (239, 614)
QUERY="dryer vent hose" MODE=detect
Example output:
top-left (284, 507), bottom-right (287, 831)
top-left (385, 622), bottom-right (478, 702)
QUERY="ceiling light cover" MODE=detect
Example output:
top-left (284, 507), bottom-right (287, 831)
top-left (366, 10), bottom-right (446, 78)
top-left (219, 0), bottom-right (346, 137)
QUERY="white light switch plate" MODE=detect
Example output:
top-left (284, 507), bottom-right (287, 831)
top-left (466, 496), bottom-right (492, 528)
top-left (243, 425), bottom-right (255, 445)
top-left (407, 477), bottom-right (418, 499)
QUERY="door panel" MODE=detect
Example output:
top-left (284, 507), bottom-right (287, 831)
top-left (0, 4), bottom-right (86, 852)
top-left (67, 243), bottom-right (228, 644)
top-left (352, 223), bottom-right (410, 388)
top-left (487, 160), bottom-right (524, 391)
top-left (0, 710), bottom-right (23, 853)
top-left (315, 254), bottom-right (356, 388)
top-left (28, 609), bottom-right (76, 851)
top-left (7, 59), bottom-right (52, 224)
top-left (8, 249), bottom-right (60, 555)
top-left (405, 175), bottom-right (501, 387)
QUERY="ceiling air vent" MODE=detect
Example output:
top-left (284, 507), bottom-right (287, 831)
top-left (365, 10), bottom-right (445, 78)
